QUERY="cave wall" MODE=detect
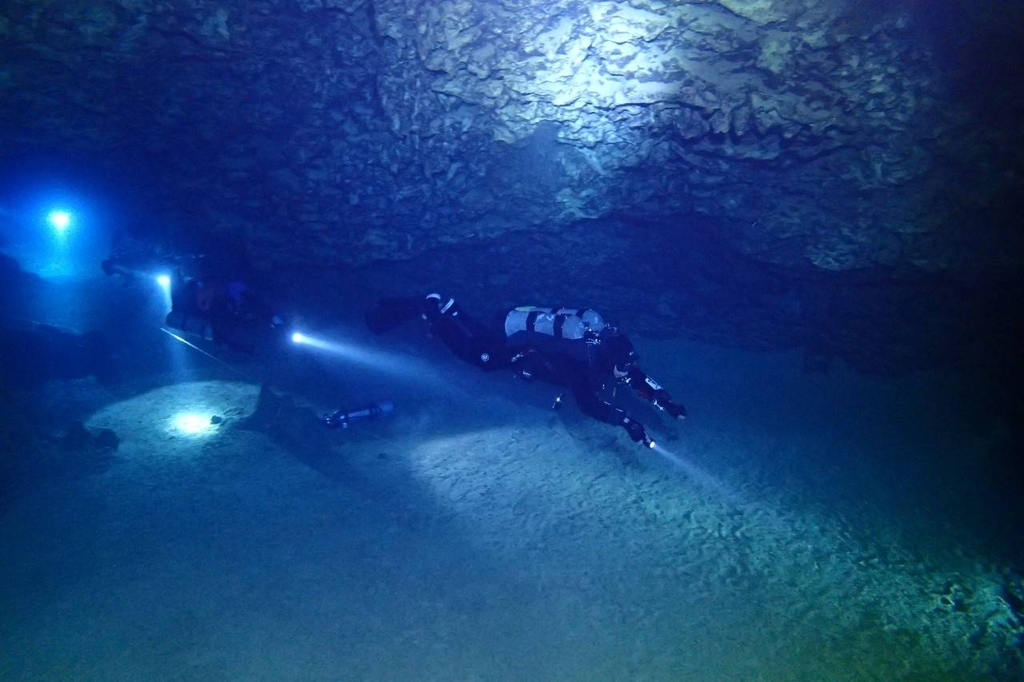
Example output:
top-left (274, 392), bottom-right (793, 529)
top-left (1, 0), bottom-right (1022, 371)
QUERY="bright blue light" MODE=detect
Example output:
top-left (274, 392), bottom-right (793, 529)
top-left (47, 209), bottom-right (72, 232)
top-left (155, 274), bottom-right (173, 311)
top-left (291, 332), bottom-right (345, 351)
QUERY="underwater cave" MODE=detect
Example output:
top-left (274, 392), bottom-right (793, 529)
top-left (1, 0), bottom-right (1023, 678)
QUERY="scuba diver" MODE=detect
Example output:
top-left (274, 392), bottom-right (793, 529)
top-left (99, 233), bottom-right (286, 354)
top-left (365, 294), bottom-right (687, 447)
top-left (165, 270), bottom-right (286, 354)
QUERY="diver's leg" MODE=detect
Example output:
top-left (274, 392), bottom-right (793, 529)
top-left (425, 296), bottom-right (510, 371)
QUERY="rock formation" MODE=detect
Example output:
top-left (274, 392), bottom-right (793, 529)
top-left (1, 0), bottom-right (1022, 372)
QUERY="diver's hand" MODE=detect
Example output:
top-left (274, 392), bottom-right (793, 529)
top-left (663, 400), bottom-right (687, 420)
top-left (622, 416), bottom-right (649, 444)
top-left (653, 389), bottom-right (687, 419)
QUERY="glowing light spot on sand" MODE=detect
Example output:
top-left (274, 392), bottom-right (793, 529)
top-left (171, 412), bottom-right (216, 436)
top-left (86, 381), bottom-right (259, 457)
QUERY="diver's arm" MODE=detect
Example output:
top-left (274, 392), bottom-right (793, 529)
top-left (626, 367), bottom-right (687, 419)
top-left (570, 371), bottom-right (652, 445)
top-left (570, 372), bottom-right (625, 425)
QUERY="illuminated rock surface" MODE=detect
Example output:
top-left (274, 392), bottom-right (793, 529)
top-left (1, 0), bottom-right (1022, 369)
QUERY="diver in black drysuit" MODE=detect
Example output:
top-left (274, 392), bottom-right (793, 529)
top-left (165, 271), bottom-right (285, 354)
top-left (101, 234), bottom-right (285, 354)
top-left (366, 294), bottom-right (687, 447)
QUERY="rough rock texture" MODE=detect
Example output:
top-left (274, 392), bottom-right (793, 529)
top-left (1, 0), bottom-right (1022, 371)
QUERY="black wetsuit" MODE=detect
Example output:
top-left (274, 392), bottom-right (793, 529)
top-left (426, 304), bottom-right (679, 430)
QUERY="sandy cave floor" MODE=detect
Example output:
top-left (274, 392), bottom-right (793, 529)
top-left (1, 327), bottom-right (1022, 681)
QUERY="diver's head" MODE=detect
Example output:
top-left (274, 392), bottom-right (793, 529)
top-left (600, 327), bottom-right (637, 376)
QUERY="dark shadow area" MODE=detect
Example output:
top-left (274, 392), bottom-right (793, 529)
top-left (0, 254), bottom-right (126, 513)
top-left (234, 384), bottom-right (393, 499)
top-left (837, 0), bottom-right (1024, 122)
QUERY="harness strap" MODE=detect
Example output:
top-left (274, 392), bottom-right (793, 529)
top-left (553, 314), bottom-right (568, 338)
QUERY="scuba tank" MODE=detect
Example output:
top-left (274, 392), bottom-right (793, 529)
top-left (322, 400), bottom-right (395, 428)
top-left (504, 306), bottom-right (606, 341)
